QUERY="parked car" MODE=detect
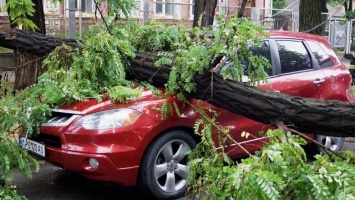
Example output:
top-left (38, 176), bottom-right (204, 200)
top-left (19, 31), bottom-right (353, 200)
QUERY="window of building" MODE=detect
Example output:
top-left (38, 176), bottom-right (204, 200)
top-left (44, 0), bottom-right (59, 12)
top-left (155, 0), bottom-right (175, 15)
top-left (265, 0), bottom-right (272, 17)
top-left (276, 40), bottom-right (312, 74)
top-left (131, 0), bottom-right (142, 17)
top-left (75, 0), bottom-right (93, 12)
top-left (0, 0), bottom-right (6, 13)
top-left (189, 0), bottom-right (195, 19)
top-left (218, 0), bottom-right (226, 12)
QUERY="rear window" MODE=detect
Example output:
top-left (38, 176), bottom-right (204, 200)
top-left (276, 40), bottom-right (312, 74)
top-left (306, 41), bottom-right (335, 68)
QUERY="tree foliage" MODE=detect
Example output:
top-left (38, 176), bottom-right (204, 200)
top-left (0, 0), bottom-right (137, 199)
top-left (1, 1), bottom-right (355, 200)
top-left (39, 15), bottom-right (269, 107)
top-left (189, 125), bottom-right (355, 199)
top-left (3, 0), bottom-right (136, 31)
top-left (299, 0), bottom-right (322, 35)
top-left (0, 13), bottom-right (270, 198)
top-left (4, 0), bottom-right (37, 30)
top-left (273, 0), bottom-right (287, 9)
top-left (0, 83), bottom-right (45, 199)
top-left (328, 0), bottom-right (353, 11)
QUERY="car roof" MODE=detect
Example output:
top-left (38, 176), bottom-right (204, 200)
top-left (267, 30), bottom-right (329, 44)
top-left (266, 30), bottom-right (341, 66)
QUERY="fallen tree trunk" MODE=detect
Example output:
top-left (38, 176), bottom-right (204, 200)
top-left (0, 29), bottom-right (78, 89)
top-left (0, 29), bottom-right (78, 56)
top-left (130, 53), bottom-right (355, 137)
top-left (1, 29), bottom-right (355, 137)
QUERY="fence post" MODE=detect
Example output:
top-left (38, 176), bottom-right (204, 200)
top-left (68, 1), bottom-right (76, 39)
top-left (251, 7), bottom-right (259, 24)
top-left (143, 2), bottom-right (149, 25)
top-left (346, 21), bottom-right (352, 55)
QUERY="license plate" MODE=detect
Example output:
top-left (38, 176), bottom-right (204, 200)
top-left (19, 136), bottom-right (46, 158)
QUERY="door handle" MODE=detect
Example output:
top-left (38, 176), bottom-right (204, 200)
top-left (313, 79), bottom-right (325, 85)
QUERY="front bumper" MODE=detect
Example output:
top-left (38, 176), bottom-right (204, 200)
top-left (45, 146), bottom-right (139, 186)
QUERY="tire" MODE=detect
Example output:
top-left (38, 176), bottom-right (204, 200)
top-left (138, 130), bottom-right (196, 200)
top-left (308, 135), bottom-right (345, 156)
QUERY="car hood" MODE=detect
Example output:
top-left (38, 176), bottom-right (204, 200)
top-left (53, 88), bottom-right (165, 115)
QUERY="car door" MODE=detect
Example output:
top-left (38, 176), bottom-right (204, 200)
top-left (217, 38), bottom-right (327, 159)
top-left (262, 39), bottom-right (328, 99)
top-left (305, 40), bottom-right (353, 101)
top-left (216, 40), bottom-right (275, 158)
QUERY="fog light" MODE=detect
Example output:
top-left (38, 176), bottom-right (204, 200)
top-left (89, 158), bottom-right (99, 169)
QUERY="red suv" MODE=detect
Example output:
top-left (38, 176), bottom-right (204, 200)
top-left (19, 31), bottom-right (354, 200)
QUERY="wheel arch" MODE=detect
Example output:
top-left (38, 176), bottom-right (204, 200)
top-left (135, 125), bottom-right (200, 182)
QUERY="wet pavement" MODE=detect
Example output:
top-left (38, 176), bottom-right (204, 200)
top-left (13, 161), bottom-right (148, 200)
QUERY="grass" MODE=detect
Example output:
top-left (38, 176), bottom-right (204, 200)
top-left (0, 47), bottom-right (13, 53)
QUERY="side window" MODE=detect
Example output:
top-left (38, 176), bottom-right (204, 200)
top-left (216, 41), bottom-right (272, 80)
top-left (306, 41), bottom-right (335, 68)
top-left (276, 40), bottom-right (312, 73)
top-left (251, 40), bottom-right (272, 76)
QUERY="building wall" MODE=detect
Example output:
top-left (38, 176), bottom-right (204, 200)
top-left (180, 0), bottom-right (192, 20)
top-left (0, 16), bottom-right (10, 31)
top-left (0, 0), bottom-right (273, 34)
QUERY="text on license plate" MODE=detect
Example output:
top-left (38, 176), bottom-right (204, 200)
top-left (19, 136), bottom-right (46, 158)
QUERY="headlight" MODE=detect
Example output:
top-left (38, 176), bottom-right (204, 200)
top-left (75, 109), bottom-right (141, 130)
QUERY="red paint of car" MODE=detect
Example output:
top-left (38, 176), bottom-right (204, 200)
top-left (29, 31), bottom-right (353, 199)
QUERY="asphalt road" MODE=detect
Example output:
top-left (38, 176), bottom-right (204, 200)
top-left (13, 161), bottom-right (148, 200)
top-left (13, 138), bottom-right (355, 200)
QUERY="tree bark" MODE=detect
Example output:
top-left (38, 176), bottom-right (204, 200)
top-left (8, 0), bottom-right (51, 89)
top-left (344, 0), bottom-right (352, 12)
top-left (192, 0), bottom-right (218, 27)
top-left (1, 29), bottom-right (355, 138)
top-left (299, 0), bottom-right (322, 35)
top-left (0, 29), bottom-right (78, 57)
top-left (320, 0), bottom-right (327, 13)
top-left (130, 53), bottom-right (355, 138)
top-left (320, 0), bottom-right (328, 34)
top-left (0, 28), bottom-right (77, 89)
top-left (237, 0), bottom-right (248, 18)
top-left (0, 29), bottom-right (77, 89)
top-left (30, 0), bottom-right (46, 35)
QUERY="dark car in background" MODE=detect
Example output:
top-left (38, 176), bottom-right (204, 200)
top-left (20, 31), bottom-right (354, 200)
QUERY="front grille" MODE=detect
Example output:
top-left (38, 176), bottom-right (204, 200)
top-left (42, 110), bottom-right (80, 127)
top-left (32, 133), bottom-right (62, 148)
top-left (46, 113), bottom-right (73, 124)
top-left (37, 109), bottom-right (80, 148)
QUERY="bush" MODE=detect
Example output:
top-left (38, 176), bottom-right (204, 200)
top-left (188, 128), bottom-right (355, 199)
